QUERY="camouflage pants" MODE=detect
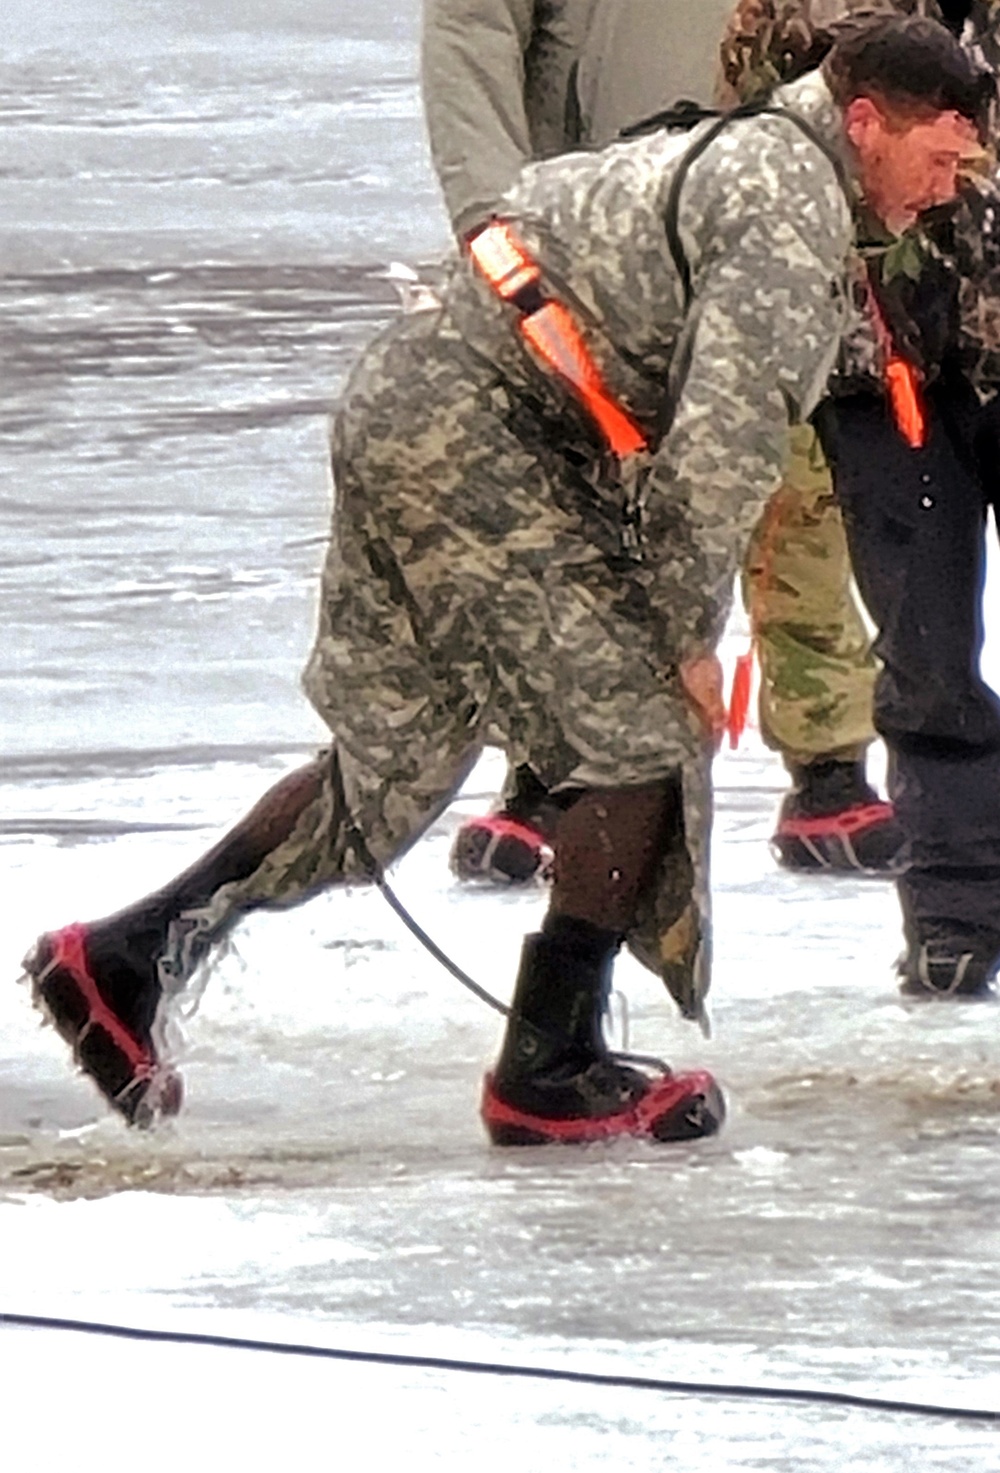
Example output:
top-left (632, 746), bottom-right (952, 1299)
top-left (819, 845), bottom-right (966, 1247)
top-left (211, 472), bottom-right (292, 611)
top-left (742, 422), bottom-right (878, 767)
top-left (201, 309), bottom-right (714, 1023)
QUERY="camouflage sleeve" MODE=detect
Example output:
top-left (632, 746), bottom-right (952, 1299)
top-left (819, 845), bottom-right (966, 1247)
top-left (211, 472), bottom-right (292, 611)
top-left (642, 115), bottom-right (852, 658)
top-left (421, 0), bottom-right (583, 239)
top-left (922, 172), bottom-right (1000, 396)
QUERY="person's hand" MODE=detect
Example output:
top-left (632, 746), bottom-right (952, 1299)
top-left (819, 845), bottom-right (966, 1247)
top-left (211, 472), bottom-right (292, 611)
top-left (680, 652), bottom-right (727, 749)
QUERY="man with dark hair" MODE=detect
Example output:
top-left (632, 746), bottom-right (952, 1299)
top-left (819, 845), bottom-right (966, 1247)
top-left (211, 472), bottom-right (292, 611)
top-left (726, 0), bottom-right (1000, 998)
top-left (823, 15), bottom-right (1000, 996)
top-left (20, 19), bottom-right (985, 1142)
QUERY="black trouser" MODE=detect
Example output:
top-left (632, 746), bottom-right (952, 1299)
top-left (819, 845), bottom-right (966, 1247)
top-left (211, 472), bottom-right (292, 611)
top-left (819, 383), bottom-right (1000, 966)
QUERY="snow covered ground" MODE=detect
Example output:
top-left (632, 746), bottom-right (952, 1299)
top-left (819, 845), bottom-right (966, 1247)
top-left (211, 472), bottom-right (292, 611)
top-left (3, 737), bottom-right (1000, 1470)
top-left (3, 1), bottom-right (1000, 1466)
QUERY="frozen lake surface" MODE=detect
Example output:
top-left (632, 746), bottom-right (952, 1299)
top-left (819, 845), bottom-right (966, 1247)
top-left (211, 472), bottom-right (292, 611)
top-left (3, 2), bottom-right (1000, 1467)
top-left (4, 746), bottom-right (1000, 1468)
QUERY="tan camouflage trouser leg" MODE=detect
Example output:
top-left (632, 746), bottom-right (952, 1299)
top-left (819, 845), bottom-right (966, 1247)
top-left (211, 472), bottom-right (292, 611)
top-left (741, 423), bottom-right (878, 767)
top-left (188, 309), bottom-right (714, 1024)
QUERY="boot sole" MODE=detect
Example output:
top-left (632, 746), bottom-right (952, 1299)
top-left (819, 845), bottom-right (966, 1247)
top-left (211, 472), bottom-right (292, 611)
top-left (481, 1069), bottom-right (724, 1146)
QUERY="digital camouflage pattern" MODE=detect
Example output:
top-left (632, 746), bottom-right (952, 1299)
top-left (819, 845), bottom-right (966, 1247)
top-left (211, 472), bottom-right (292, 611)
top-left (422, 0), bottom-right (882, 777)
top-left (201, 313), bottom-right (715, 1017)
top-left (183, 102), bottom-right (852, 1025)
top-left (932, 173), bottom-right (1000, 389)
top-left (718, 0), bottom-right (837, 104)
top-left (720, 0), bottom-right (980, 99)
top-left (451, 91), bottom-right (853, 655)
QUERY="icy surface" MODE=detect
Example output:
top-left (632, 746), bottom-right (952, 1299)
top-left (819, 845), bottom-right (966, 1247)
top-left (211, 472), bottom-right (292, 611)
top-left (2, 2), bottom-right (1000, 1466)
top-left (4, 748), bottom-right (1000, 1466)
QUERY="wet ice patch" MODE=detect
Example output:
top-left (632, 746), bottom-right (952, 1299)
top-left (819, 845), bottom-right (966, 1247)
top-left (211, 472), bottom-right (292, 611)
top-left (733, 1146), bottom-right (789, 1176)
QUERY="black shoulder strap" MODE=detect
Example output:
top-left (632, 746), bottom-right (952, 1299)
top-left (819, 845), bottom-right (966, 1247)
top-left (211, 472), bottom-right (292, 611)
top-left (618, 99), bottom-right (723, 140)
top-left (662, 103), bottom-right (851, 310)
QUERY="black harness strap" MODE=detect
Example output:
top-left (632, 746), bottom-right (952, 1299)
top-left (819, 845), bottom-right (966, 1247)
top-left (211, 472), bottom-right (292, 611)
top-left (656, 103), bottom-right (851, 310)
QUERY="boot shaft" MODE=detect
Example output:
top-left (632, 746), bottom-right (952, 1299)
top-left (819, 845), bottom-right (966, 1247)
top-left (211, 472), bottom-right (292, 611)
top-left (493, 925), bottom-right (616, 1085)
top-left (785, 758), bottom-right (877, 819)
top-left (485, 922), bottom-right (725, 1142)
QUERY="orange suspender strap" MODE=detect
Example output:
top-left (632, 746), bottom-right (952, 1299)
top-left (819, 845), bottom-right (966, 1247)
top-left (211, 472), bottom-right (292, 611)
top-left (883, 355), bottom-right (926, 450)
top-left (864, 273), bottom-right (927, 450)
top-left (467, 221), bottom-right (648, 460)
top-left (521, 303), bottom-right (648, 458)
top-left (466, 219), bottom-right (541, 301)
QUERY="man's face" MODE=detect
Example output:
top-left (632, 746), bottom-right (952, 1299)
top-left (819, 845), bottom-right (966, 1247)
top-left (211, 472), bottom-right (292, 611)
top-left (846, 96), bottom-right (983, 233)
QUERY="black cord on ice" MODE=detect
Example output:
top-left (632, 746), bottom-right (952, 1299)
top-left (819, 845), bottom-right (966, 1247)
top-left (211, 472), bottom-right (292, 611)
top-left (342, 805), bottom-right (510, 1018)
top-left (372, 867), bottom-right (672, 1073)
top-left (373, 869), bottom-right (510, 1017)
top-left (343, 795), bottom-right (667, 1070)
top-left (2, 1311), bottom-right (998, 1425)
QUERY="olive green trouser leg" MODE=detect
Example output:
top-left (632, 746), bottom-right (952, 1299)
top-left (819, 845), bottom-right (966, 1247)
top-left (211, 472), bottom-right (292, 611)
top-left (741, 423), bottom-right (878, 768)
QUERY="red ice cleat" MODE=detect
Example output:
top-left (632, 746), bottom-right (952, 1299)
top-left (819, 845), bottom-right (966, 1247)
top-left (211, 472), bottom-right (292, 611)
top-left (771, 759), bottom-right (903, 874)
top-left (22, 922), bottom-right (182, 1128)
top-left (450, 812), bottom-right (551, 884)
top-left (772, 801), bottom-right (902, 873)
top-left (481, 1066), bottom-right (725, 1147)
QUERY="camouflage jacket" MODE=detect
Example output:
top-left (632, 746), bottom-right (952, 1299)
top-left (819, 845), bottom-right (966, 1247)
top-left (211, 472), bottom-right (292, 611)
top-left (721, 0), bottom-right (1000, 395)
top-left (445, 72), bottom-right (853, 658)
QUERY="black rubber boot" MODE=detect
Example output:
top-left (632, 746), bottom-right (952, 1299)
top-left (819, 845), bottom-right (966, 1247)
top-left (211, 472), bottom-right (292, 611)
top-left (771, 758), bottom-right (903, 874)
top-left (23, 917), bottom-right (183, 1127)
top-left (895, 883), bottom-right (999, 999)
top-left (491, 922), bottom-right (643, 1112)
top-left (482, 918), bottom-right (725, 1146)
top-left (449, 813), bottom-right (551, 884)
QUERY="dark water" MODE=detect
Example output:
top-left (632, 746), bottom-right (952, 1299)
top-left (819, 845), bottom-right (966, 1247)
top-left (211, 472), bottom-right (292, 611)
top-left (1, 0), bottom-right (445, 272)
